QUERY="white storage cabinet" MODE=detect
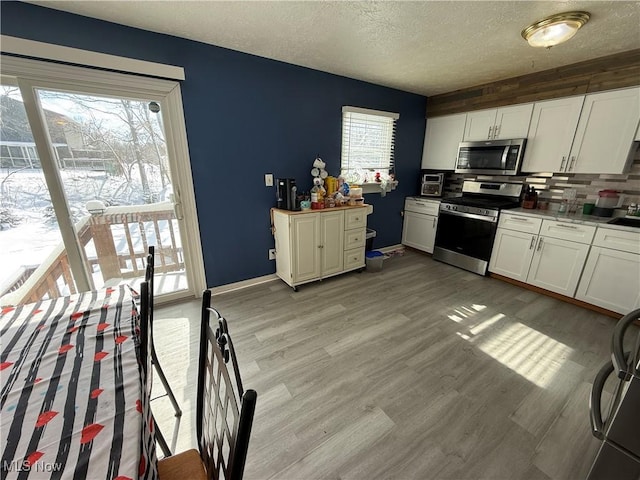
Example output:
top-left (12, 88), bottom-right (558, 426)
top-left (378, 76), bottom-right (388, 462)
top-left (273, 206), bottom-right (369, 290)
top-left (343, 208), bottom-right (367, 271)
top-left (575, 227), bottom-right (640, 314)
top-left (421, 113), bottom-right (467, 170)
top-left (489, 213), bottom-right (595, 297)
top-left (489, 214), bottom-right (542, 282)
top-left (463, 104), bottom-right (533, 141)
top-left (526, 220), bottom-right (595, 297)
top-left (402, 197), bottom-right (440, 253)
top-left (521, 95), bottom-right (585, 173)
top-left (566, 87), bottom-right (640, 174)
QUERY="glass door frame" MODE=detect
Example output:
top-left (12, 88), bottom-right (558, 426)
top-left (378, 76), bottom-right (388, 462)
top-left (1, 55), bottom-right (206, 303)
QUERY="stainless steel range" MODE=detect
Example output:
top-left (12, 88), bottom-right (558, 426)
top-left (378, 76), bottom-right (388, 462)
top-left (433, 180), bottom-right (523, 275)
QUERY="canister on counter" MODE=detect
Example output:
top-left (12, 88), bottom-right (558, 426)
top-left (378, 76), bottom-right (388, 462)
top-left (325, 176), bottom-right (337, 195)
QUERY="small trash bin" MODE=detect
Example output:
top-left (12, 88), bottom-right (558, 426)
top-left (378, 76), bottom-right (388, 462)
top-left (365, 250), bottom-right (385, 272)
top-left (365, 228), bottom-right (376, 251)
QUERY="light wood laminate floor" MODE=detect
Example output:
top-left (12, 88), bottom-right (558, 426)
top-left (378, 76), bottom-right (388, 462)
top-left (151, 249), bottom-right (635, 480)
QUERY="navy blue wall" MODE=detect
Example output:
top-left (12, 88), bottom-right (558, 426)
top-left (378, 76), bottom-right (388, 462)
top-left (1, 2), bottom-right (427, 287)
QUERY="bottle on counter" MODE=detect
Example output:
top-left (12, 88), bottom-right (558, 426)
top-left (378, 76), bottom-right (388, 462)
top-left (522, 186), bottom-right (535, 209)
top-left (558, 199), bottom-right (568, 213)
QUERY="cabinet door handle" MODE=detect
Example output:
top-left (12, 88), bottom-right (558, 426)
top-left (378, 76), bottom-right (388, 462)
top-left (487, 126), bottom-right (493, 139)
top-left (560, 156), bottom-right (567, 171)
top-left (536, 237), bottom-right (544, 251)
top-left (555, 223), bottom-right (578, 229)
top-left (569, 156), bottom-right (576, 171)
top-left (432, 217), bottom-right (436, 228)
top-left (509, 217), bottom-right (531, 222)
top-left (529, 236), bottom-right (536, 249)
top-left (494, 124), bottom-right (501, 138)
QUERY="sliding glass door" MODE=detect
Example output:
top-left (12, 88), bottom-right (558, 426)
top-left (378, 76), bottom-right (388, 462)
top-left (0, 57), bottom-right (204, 306)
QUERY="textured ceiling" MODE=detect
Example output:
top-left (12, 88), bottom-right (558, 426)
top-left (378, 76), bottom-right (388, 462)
top-left (26, 1), bottom-right (640, 96)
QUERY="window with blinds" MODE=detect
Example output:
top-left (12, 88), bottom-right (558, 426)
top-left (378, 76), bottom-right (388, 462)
top-left (341, 106), bottom-right (399, 181)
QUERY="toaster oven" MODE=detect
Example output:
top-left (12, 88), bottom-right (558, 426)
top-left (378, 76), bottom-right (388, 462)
top-left (421, 172), bottom-right (444, 197)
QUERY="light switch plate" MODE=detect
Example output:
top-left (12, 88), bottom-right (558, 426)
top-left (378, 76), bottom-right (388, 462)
top-left (265, 173), bottom-right (274, 187)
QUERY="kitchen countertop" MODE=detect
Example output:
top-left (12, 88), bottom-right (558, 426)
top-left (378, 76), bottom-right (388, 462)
top-left (271, 203), bottom-right (373, 215)
top-left (507, 207), bottom-right (640, 233)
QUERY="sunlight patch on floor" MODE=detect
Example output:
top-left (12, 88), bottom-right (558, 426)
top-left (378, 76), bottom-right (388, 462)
top-left (447, 304), bottom-right (573, 388)
top-left (473, 321), bottom-right (573, 388)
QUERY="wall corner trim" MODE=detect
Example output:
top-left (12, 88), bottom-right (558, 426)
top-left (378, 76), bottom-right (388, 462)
top-left (0, 35), bottom-right (185, 81)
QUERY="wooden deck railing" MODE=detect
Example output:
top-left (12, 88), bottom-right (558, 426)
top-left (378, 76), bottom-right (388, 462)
top-left (0, 203), bottom-right (184, 306)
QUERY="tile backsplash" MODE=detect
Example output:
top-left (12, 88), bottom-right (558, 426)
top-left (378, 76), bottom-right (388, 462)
top-left (444, 148), bottom-right (640, 211)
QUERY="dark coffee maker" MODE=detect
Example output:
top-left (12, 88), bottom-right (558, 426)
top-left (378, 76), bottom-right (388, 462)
top-left (276, 178), bottom-right (299, 211)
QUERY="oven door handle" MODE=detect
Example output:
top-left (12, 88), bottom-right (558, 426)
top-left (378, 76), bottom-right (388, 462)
top-left (612, 308), bottom-right (640, 379)
top-left (590, 359), bottom-right (614, 440)
top-left (439, 209), bottom-right (497, 223)
top-left (590, 352), bottom-right (631, 440)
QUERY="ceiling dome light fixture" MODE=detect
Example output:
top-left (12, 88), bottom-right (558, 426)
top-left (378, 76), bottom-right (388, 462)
top-left (521, 11), bottom-right (590, 48)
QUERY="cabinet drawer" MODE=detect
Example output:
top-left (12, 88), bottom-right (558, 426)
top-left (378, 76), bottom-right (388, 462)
top-left (593, 227), bottom-right (640, 254)
top-left (344, 248), bottom-right (365, 270)
top-left (345, 227), bottom-right (366, 250)
top-left (404, 197), bottom-right (440, 216)
top-left (498, 213), bottom-right (542, 234)
top-left (345, 209), bottom-right (367, 230)
top-left (540, 220), bottom-right (595, 244)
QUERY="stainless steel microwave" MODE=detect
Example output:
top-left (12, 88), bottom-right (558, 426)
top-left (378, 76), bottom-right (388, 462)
top-left (455, 138), bottom-right (527, 176)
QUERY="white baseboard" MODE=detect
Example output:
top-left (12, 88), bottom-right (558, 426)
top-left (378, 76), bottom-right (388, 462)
top-left (210, 246), bottom-right (404, 295)
top-left (210, 274), bottom-right (279, 295)
top-left (376, 244), bottom-right (405, 254)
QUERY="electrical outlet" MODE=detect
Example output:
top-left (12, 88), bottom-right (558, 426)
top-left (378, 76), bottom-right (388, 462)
top-left (268, 248), bottom-right (276, 260)
top-left (265, 173), bottom-right (274, 187)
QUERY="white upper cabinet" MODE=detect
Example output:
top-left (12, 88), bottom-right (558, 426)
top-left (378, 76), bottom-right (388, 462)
top-left (567, 87), bottom-right (640, 174)
top-left (521, 96), bottom-right (585, 173)
top-left (463, 104), bottom-right (533, 141)
top-left (421, 113), bottom-right (466, 170)
top-left (463, 109), bottom-right (497, 141)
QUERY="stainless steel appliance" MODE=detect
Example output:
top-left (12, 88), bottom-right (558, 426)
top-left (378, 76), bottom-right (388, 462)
top-left (276, 178), bottom-right (299, 211)
top-left (455, 138), bottom-right (526, 176)
top-left (433, 181), bottom-right (523, 275)
top-left (420, 172), bottom-right (445, 197)
top-left (587, 308), bottom-right (640, 480)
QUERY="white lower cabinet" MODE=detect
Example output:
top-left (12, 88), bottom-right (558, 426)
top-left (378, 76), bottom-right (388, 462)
top-left (526, 236), bottom-right (590, 297)
top-left (289, 213), bottom-right (323, 283)
top-left (402, 197), bottom-right (440, 254)
top-left (319, 211), bottom-right (345, 277)
top-left (575, 227), bottom-right (640, 314)
top-left (489, 214), bottom-right (594, 297)
top-left (273, 206), bottom-right (370, 289)
top-left (491, 212), bottom-right (640, 313)
top-left (402, 210), bottom-right (438, 253)
top-left (489, 228), bottom-right (536, 282)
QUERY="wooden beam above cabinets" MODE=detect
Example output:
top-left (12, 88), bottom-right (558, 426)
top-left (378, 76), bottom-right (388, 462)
top-left (427, 49), bottom-right (640, 117)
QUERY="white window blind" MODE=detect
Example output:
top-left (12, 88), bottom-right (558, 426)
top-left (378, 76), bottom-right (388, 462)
top-left (341, 106), bottom-right (399, 179)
